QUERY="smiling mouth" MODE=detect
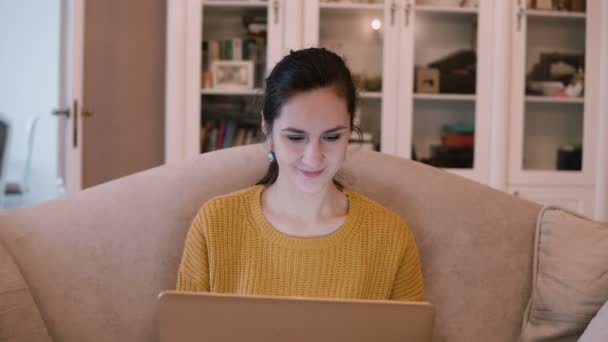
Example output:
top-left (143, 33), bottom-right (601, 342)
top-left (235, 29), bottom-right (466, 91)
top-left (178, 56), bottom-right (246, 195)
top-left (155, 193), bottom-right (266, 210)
top-left (300, 169), bottom-right (324, 178)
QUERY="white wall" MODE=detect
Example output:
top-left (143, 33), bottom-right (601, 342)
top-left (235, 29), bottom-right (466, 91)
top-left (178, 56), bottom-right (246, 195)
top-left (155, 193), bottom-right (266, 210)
top-left (0, 0), bottom-right (61, 206)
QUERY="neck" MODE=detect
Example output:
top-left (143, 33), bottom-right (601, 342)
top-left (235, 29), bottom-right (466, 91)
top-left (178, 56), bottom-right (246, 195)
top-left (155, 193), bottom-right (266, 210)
top-left (262, 177), bottom-right (346, 222)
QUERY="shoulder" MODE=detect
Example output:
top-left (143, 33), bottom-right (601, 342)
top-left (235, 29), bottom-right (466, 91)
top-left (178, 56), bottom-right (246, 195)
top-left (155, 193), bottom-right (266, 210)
top-left (195, 185), bottom-right (262, 220)
top-left (347, 189), bottom-right (406, 225)
top-left (347, 189), bottom-right (412, 241)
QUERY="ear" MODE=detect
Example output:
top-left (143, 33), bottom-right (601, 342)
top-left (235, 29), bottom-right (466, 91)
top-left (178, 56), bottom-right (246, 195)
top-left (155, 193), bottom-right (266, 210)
top-left (260, 118), bottom-right (272, 147)
top-left (260, 111), bottom-right (268, 134)
top-left (261, 120), bottom-right (268, 135)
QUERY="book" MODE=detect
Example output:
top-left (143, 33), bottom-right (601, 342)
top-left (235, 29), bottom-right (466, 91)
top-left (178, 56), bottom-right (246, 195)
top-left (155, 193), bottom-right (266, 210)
top-left (215, 120), bottom-right (225, 149)
top-left (202, 121), bottom-right (214, 152)
top-left (222, 120), bottom-right (238, 148)
top-left (232, 38), bottom-right (243, 60)
top-left (200, 125), bottom-right (207, 152)
top-left (234, 128), bottom-right (246, 146)
top-left (208, 40), bottom-right (220, 87)
top-left (207, 127), bottom-right (218, 152)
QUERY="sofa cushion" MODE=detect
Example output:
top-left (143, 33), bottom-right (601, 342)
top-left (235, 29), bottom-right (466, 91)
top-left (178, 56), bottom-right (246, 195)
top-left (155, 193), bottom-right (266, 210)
top-left (579, 300), bottom-right (608, 342)
top-left (0, 240), bottom-right (51, 342)
top-left (518, 206), bottom-right (608, 342)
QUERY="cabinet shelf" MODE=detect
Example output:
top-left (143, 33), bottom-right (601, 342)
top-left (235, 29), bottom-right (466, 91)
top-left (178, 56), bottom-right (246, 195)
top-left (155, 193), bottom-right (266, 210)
top-left (526, 9), bottom-right (586, 19)
top-left (525, 96), bottom-right (584, 104)
top-left (415, 5), bottom-right (478, 15)
top-left (203, 1), bottom-right (267, 9)
top-left (319, 3), bottom-right (384, 11)
top-left (414, 93), bottom-right (476, 101)
top-left (201, 88), bottom-right (263, 96)
top-left (360, 91), bottom-right (382, 99)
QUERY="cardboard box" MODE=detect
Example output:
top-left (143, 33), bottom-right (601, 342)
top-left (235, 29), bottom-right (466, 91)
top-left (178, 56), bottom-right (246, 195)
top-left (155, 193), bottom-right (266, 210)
top-left (570, 0), bottom-right (585, 12)
top-left (416, 68), bottom-right (440, 94)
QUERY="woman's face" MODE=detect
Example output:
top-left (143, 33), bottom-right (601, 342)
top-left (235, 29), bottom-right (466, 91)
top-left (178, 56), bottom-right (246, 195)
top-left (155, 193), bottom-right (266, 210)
top-left (268, 87), bottom-right (351, 194)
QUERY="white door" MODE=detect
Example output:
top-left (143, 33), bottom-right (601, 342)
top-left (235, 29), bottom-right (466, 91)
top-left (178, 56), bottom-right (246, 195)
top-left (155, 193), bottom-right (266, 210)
top-left (0, 0), bottom-right (84, 210)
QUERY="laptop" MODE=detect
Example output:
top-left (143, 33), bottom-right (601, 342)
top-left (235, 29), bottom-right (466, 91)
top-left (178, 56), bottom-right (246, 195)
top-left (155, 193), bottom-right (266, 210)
top-left (159, 291), bottom-right (434, 342)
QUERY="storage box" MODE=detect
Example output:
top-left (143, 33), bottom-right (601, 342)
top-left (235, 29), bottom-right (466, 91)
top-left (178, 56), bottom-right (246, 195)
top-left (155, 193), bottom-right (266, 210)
top-left (570, 0), bottom-right (585, 12)
top-left (416, 68), bottom-right (440, 93)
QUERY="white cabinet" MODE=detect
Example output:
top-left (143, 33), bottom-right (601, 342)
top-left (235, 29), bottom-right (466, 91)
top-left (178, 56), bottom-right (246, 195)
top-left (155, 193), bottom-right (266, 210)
top-left (302, 0), bottom-right (387, 152)
top-left (508, 0), bottom-right (599, 185)
top-left (300, 0), bottom-right (493, 184)
top-left (506, 0), bottom-right (607, 219)
top-left (390, 0), bottom-right (493, 185)
top-left (165, 0), bottom-right (290, 163)
top-left (509, 185), bottom-right (595, 218)
top-left (164, 0), bottom-right (608, 220)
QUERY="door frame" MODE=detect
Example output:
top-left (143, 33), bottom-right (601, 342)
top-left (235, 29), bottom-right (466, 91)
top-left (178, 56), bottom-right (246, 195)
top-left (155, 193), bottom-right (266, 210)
top-left (57, 0), bottom-right (84, 194)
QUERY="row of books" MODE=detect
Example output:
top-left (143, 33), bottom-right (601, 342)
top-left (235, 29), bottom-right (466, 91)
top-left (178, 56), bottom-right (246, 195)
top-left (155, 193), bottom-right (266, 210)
top-left (200, 119), bottom-right (261, 153)
top-left (204, 37), bottom-right (265, 62)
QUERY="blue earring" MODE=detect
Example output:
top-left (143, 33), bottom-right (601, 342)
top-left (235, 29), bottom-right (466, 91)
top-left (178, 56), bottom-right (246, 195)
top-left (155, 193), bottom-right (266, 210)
top-left (268, 151), bottom-right (276, 162)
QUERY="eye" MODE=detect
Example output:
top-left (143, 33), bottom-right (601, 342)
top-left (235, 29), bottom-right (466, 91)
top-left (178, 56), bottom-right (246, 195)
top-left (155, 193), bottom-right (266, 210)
top-left (323, 134), bottom-right (341, 142)
top-left (287, 135), bottom-right (305, 142)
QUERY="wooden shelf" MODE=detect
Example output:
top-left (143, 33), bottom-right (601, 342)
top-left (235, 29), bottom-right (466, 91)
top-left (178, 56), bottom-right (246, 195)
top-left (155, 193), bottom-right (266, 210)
top-left (360, 91), bottom-right (382, 99)
top-left (526, 9), bottom-right (586, 19)
top-left (203, 0), bottom-right (267, 9)
top-left (415, 5), bottom-right (478, 15)
top-left (201, 88), bottom-right (263, 96)
top-left (414, 93), bottom-right (476, 101)
top-left (320, 3), bottom-right (384, 11)
top-left (525, 95), bottom-right (584, 104)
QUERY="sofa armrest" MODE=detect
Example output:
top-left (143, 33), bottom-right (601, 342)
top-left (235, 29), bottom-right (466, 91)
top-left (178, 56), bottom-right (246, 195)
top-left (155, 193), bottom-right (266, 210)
top-left (0, 240), bottom-right (52, 342)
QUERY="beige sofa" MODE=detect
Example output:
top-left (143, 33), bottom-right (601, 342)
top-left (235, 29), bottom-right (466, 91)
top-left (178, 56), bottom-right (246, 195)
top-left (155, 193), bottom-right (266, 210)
top-left (1, 144), bottom-right (606, 342)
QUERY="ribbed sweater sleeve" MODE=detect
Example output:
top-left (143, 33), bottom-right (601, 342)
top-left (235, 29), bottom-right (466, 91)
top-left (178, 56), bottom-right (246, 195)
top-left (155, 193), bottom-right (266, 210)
top-left (176, 210), bottom-right (210, 292)
top-left (390, 227), bottom-right (425, 301)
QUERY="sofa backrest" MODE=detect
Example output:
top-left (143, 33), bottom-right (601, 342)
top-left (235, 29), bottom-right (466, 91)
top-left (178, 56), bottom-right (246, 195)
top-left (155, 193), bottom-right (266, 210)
top-left (0, 144), bottom-right (541, 342)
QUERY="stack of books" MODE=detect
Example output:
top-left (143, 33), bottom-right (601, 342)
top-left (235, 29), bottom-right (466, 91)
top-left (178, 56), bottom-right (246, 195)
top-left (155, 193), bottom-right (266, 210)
top-left (421, 123), bottom-right (475, 168)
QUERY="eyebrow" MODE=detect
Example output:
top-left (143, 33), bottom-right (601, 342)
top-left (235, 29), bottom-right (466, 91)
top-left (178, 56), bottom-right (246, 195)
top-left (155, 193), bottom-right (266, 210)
top-left (281, 126), bottom-right (348, 134)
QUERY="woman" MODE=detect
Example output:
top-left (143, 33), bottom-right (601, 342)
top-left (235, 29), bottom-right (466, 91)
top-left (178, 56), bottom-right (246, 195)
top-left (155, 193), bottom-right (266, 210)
top-left (176, 48), bottom-right (424, 301)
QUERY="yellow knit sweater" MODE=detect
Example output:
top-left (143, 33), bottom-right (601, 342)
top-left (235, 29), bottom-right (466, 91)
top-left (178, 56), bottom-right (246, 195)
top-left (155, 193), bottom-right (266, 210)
top-left (176, 185), bottom-right (425, 301)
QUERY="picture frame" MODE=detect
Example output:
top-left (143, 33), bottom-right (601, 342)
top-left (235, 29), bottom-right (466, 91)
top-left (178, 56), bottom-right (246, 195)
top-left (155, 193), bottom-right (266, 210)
top-left (535, 0), bottom-right (553, 10)
top-left (211, 60), bottom-right (254, 90)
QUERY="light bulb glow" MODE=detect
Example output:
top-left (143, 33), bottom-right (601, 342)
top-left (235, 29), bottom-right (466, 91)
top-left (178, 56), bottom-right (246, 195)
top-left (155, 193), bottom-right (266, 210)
top-left (371, 19), bottom-right (382, 30)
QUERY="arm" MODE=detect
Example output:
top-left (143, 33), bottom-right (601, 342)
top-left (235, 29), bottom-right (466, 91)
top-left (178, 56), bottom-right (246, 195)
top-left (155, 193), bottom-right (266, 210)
top-left (176, 211), bottom-right (210, 292)
top-left (390, 229), bottom-right (425, 301)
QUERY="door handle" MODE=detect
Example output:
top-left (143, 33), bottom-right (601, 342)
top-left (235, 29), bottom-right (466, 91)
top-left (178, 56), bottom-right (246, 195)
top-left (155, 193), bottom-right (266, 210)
top-left (52, 108), bottom-right (70, 118)
top-left (273, 0), bottom-right (279, 25)
top-left (390, 1), bottom-right (397, 26)
top-left (82, 109), bottom-right (94, 118)
top-left (404, 1), bottom-right (412, 27)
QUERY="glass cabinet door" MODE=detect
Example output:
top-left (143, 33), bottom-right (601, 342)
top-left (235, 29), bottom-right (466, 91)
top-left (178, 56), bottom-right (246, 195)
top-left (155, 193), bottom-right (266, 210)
top-left (510, 0), bottom-right (592, 184)
top-left (312, 0), bottom-right (386, 151)
top-left (199, 0), bottom-right (280, 154)
top-left (404, 0), bottom-right (490, 182)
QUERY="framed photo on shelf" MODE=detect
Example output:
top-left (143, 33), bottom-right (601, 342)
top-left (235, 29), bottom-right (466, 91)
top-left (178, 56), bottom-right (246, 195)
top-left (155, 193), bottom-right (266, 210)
top-left (211, 60), bottom-right (254, 90)
top-left (535, 0), bottom-right (553, 10)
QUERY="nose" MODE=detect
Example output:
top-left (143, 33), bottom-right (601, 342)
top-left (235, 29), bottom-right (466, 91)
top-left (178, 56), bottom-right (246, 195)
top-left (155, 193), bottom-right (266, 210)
top-left (302, 140), bottom-right (324, 169)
